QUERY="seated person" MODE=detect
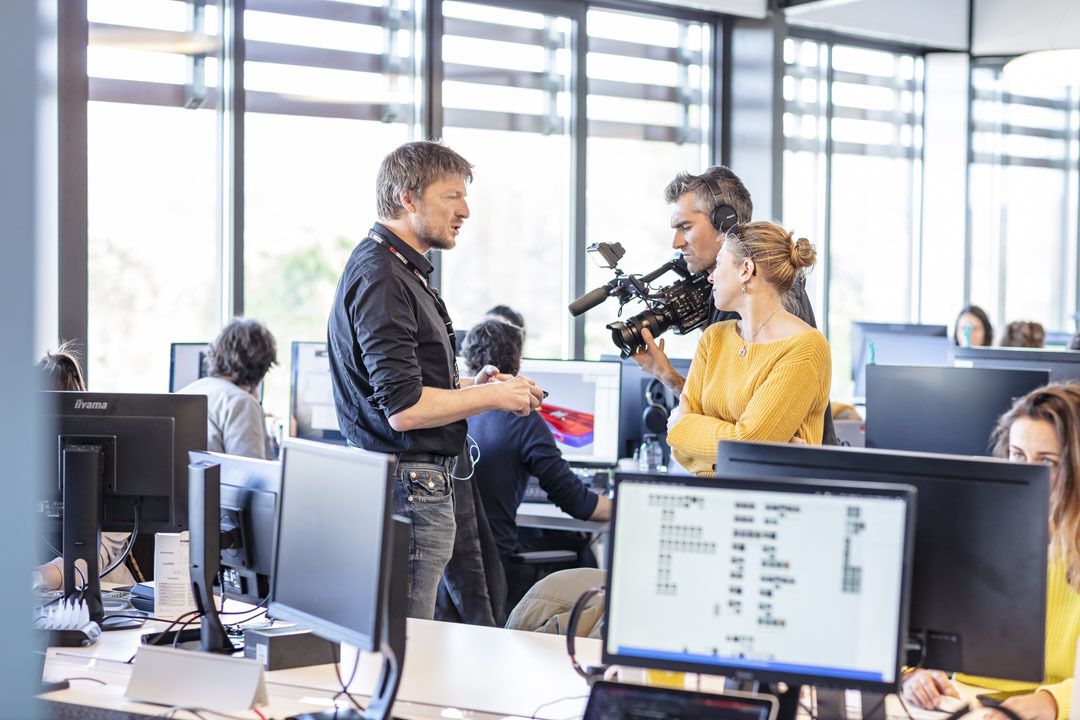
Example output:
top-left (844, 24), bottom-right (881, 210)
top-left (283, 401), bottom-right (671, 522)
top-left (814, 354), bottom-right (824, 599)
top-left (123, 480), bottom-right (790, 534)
top-left (954, 305), bottom-right (994, 347)
top-left (178, 318), bottom-right (277, 459)
top-left (1070, 331), bottom-right (1080, 351)
top-left (1001, 320), bottom-right (1046, 348)
top-left (485, 304), bottom-right (527, 337)
top-left (462, 320), bottom-right (611, 584)
top-left (903, 382), bottom-right (1080, 719)
top-left (34, 344), bottom-right (137, 591)
top-left (667, 222), bottom-right (831, 475)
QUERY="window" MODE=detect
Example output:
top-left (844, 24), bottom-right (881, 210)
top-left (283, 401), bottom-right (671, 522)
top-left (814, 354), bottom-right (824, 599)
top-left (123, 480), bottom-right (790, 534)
top-left (783, 39), bottom-right (925, 401)
top-left (582, 7), bottom-right (712, 360)
top-left (968, 62), bottom-right (1080, 339)
top-left (242, 0), bottom-right (419, 418)
top-left (87, 0), bottom-right (222, 393)
top-left (437, 1), bottom-right (576, 361)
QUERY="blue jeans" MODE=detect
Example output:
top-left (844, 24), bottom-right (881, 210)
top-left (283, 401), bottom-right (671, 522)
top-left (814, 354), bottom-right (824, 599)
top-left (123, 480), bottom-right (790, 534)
top-left (392, 460), bottom-right (456, 620)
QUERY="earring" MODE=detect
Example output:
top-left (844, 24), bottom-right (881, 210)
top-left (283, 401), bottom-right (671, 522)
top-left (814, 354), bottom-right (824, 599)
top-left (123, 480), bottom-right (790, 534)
top-left (740, 283), bottom-right (747, 295)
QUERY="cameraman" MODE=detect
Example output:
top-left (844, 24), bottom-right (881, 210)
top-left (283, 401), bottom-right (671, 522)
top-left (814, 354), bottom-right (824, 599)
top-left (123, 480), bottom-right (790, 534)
top-left (632, 167), bottom-right (836, 445)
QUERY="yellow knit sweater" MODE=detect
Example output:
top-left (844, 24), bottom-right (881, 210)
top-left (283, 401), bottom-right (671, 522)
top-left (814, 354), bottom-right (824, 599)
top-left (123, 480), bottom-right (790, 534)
top-left (667, 320), bottom-right (832, 475)
top-left (956, 553), bottom-right (1079, 718)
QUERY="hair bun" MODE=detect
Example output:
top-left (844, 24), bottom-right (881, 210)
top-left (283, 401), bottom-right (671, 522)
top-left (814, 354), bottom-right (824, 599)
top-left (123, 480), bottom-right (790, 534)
top-left (789, 235), bottom-right (817, 270)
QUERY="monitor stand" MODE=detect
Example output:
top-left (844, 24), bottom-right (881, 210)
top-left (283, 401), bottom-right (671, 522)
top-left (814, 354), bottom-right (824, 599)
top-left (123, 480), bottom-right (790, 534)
top-left (188, 460), bottom-right (236, 654)
top-left (292, 516), bottom-right (410, 720)
top-left (61, 445), bottom-right (105, 624)
top-left (811, 689), bottom-right (885, 720)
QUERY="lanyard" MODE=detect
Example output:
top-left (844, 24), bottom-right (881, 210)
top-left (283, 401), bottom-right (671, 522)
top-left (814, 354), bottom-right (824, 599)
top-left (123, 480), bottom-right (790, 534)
top-left (368, 229), bottom-right (459, 360)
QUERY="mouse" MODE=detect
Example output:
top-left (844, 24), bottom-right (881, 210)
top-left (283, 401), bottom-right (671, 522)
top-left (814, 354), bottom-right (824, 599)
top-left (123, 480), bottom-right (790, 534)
top-left (99, 615), bottom-right (146, 631)
top-left (936, 695), bottom-right (967, 713)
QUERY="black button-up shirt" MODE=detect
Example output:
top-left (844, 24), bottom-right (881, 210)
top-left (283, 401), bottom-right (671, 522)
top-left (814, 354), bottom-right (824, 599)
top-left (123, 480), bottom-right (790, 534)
top-left (327, 223), bottom-right (465, 456)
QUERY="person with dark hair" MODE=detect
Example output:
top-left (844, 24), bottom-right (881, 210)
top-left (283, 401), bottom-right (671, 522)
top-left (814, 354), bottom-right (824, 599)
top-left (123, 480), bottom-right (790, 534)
top-left (630, 166), bottom-right (835, 446)
top-left (178, 318), bottom-right (277, 459)
top-left (462, 319), bottom-right (611, 607)
top-left (328, 141), bottom-right (544, 620)
top-left (1001, 320), bottom-right (1046, 349)
top-left (1070, 331), bottom-right (1080, 352)
top-left (954, 305), bottom-right (994, 347)
top-left (485, 304), bottom-right (526, 332)
top-left (34, 344), bottom-right (137, 591)
top-left (903, 382), bottom-right (1080, 719)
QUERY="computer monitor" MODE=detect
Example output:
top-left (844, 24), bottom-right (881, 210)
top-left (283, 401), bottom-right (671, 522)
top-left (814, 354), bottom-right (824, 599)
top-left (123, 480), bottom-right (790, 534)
top-left (42, 391), bottom-right (207, 619)
top-left (715, 441), bottom-right (1050, 682)
top-left (188, 451), bottom-right (280, 605)
top-left (520, 358), bottom-right (621, 466)
top-left (851, 333), bottom-right (954, 400)
top-left (169, 342), bottom-right (210, 392)
top-left (605, 472), bottom-right (915, 703)
top-left (603, 355), bottom-right (693, 461)
top-left (269, 439), bottom-right (406, 720)
top-left (849, 322), bottom-right (947, 380)
top-left (865, 365), bottom-right (1050, 456)
top-left (954, 346), bottom-right (1080, 382)
top-left (170, 341), bottom-right (265, 399)
top-left (290, 341), bottom-right (345, 444)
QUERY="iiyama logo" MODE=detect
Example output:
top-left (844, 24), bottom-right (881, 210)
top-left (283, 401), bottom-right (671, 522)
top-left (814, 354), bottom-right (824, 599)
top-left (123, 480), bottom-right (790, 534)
top-left (73, 399), bottom-right (109, 411)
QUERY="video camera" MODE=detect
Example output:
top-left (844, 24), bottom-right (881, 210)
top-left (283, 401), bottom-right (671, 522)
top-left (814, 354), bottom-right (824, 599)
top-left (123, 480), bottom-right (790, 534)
top-left (568, 242), bottom-right (712, 358)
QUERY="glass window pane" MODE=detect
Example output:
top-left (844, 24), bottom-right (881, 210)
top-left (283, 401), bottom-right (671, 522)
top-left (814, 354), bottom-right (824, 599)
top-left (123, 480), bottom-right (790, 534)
top-left (583, 8), bottom-right (712, 361)
top-left (439, 2), bottom-right (575, 361)
top-left (242, 1), bottom-right (419, 419)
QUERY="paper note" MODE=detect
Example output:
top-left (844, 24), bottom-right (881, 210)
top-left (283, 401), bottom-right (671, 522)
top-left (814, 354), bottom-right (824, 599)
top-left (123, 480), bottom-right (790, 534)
top-left (153, 532), bottom-right (196, 621)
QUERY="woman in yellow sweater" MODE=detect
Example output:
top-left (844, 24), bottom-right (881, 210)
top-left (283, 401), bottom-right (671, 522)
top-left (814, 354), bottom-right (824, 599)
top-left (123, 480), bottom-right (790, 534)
top-left (666, 221), bottom-right (831, 475)
top-left (904, 382), bottom-right (1080, 719)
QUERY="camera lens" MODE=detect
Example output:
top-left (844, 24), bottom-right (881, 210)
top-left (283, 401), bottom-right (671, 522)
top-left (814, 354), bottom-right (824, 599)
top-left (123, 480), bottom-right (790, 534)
top-left (607, 310), bottom-right (670, 358)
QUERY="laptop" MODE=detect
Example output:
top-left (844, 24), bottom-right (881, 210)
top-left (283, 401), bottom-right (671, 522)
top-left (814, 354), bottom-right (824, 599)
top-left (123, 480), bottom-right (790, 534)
top-left (583, 680), bottom-right (777, 720)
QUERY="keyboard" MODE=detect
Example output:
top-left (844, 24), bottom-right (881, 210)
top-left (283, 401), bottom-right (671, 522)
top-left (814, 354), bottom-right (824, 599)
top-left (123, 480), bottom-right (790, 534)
top-left (40, 700), bottom-right (161, 720)
top-left (521, 467), bottom-right (611, 504)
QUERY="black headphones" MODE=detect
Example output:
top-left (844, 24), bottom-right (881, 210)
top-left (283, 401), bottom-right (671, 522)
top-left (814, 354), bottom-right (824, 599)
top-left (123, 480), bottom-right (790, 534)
top-left (700, 174), bottom-right (739, 234)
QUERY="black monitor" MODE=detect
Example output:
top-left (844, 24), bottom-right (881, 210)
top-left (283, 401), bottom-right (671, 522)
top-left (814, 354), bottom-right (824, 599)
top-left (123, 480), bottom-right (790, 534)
top-left (290, 341), bottom-right (345, 444)
top-left (188, 451), bottom-right (280, 605)
top-left (715, 441), bottom-right (1050, 682)
top-left (519, 358), bottom-right (622, 466)
top-left (42, 391), bottom-right (207, 620)
top-left (865, 365), bottom-right (1050, 456)
top-left (269, 439), bottom-right (408, 720)
top-left (852, 333), bottom-right (953, 400)
top-left (953, 345), bottom-right (1080, 382)
top-left (604, 471), bottom-right (916, 719)
top-left (603, 354), bottom-right (692, 461)
top-left (849, 322), bottom-right (947, 379)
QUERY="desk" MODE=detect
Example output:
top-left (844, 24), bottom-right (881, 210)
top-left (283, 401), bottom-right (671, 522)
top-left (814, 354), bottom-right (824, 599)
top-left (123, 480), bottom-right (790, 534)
top-left (516, 502), bottom-right (608, 533)
top-left (41, 618), bottom-right (600, 720)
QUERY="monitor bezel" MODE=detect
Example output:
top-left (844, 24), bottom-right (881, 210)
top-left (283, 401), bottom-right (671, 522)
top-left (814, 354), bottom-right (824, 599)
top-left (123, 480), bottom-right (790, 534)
top-left (519, 357), bottom-right (623, 466)
top-left (268, 438), bottom-right (393, 652)
top-left (602, 472), bottom-right (916, 694)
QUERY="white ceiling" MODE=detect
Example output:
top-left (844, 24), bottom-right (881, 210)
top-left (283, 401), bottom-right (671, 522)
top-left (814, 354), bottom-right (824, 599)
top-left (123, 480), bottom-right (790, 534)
top-left (785, 0), bottom-right (969, 51)
top-left (972, 0), bottom-right (1080, 55)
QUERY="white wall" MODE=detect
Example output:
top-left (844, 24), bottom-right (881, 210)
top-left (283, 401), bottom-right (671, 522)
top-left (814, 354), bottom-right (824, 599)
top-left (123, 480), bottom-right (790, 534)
top-left (972, 0), bottom-right (1080, 55)
top-left (786, 0), bottom-right (969, 51)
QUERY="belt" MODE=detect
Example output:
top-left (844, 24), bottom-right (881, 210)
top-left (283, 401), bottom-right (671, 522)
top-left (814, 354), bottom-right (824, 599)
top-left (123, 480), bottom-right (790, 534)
top-left (395, 452), bottom-right (455, 467)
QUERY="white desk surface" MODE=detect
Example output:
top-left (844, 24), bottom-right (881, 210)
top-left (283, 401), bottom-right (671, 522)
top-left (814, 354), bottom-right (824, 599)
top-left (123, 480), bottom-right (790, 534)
top-left (43, 617), bottom-right (600, 720)
top-left (516, 502), bottom-right (608, 533)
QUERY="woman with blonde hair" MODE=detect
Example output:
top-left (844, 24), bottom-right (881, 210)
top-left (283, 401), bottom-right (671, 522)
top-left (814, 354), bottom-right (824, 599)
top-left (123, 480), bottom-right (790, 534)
top-left (667, 221), bottom-right (831, 475)
top-left (903, 382), bottom-right (1080, 719)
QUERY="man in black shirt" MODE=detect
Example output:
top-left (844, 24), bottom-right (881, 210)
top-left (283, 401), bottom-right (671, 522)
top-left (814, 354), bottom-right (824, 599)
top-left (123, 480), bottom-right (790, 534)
top-left (631, 166), bottom-right (837, 445)
top-left (328, 141), bottom-right (543, 620)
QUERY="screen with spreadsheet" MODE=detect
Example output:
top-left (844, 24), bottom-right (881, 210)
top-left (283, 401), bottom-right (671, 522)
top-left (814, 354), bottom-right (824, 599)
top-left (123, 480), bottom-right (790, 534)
top-left (604, 474), bottom-right (914, 691)
top-left (518, 358), bottom-right (621, 465)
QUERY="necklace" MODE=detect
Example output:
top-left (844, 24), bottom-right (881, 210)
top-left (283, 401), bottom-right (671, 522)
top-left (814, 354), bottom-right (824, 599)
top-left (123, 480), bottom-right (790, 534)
top-left (738, 308), bottom-right (779, 357)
